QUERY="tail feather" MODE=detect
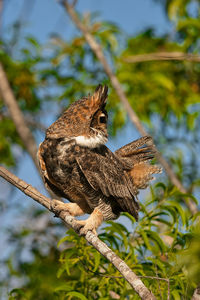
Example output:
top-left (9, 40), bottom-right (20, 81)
top-left (115, 136), bottom-right (153, 157)
top-left (115, 136), bottom-right (162, 190)
top-left (129, 163), bottom-right (162, 190)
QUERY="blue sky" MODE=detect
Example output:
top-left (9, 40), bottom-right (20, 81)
top-left (4, 0), bottom-right (170, 41)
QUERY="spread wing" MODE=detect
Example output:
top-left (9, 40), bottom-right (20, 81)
top-left (76, 145), bottom-right (140, 219)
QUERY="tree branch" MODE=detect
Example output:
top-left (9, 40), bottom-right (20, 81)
top-left (123, 52), bottom-right (200, 63)
top-left (0, 166), bottom-right (156, 300)
top-left (62, 0), bottom-right (198, 215)
top-left (0, 63), bottom-right (39, 170)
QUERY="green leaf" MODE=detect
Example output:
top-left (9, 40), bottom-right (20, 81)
top-left (153, 73), bottom-right (175, 91)
top-left (57, 265), bottom-right (65, 279)
top-left (146, 230), bottom-right (166, 253)
top-left (54, 284), bottom-right (73, 292)
top-left (155, 182), bottom-right (167, 192)
top-left (66, 291), bottom-right (88, 300)
top-left (121, 212), bottom-right (137, 224)
top-left (140, 230), bottom-right (152, 251)
top-left (171, 289), bottom-right (181, 300)
top-left (26, 36), bottom-right (40, 49)
top-left (165, 201), bottom-right (187, 226)
top-left (57, 235), bottom-right (70, 247)
top-left (93, 251), bottom-right (101, 272)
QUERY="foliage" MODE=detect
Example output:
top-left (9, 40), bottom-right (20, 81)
top-left (3, 184), bottom-right (199, 299)
top-left (52, 185), bottom-right (198, 299)
top-left (1, 0), bottom-right (200, 299)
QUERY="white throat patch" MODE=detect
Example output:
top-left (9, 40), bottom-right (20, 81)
top-left (75, 132), bottom-right (107, 148)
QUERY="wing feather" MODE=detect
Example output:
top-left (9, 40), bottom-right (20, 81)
top-left (76, 146), bottom-right (139, 219)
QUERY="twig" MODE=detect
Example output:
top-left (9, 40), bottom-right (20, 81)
top-left (62, 0), bottom-right (198, 215)
top-left (0, 63), bottom-right (39, 170)
top-left (123, 52), bottom-right (200, 63)
top-left (78, 255), bottom-right (170, 297)
top-left (0, 166), bottom-right (156, 300)
top-left (138, 276), bottom-right (170, 300)
top-left (78, 256), bottom-right (169, 281)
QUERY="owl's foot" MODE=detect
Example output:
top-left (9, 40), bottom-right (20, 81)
top-left (76, 208), bottom-right (104, 236)
top-left (51, 199), bottom-right (85, 217)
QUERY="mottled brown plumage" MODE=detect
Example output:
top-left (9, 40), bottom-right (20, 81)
top-left (38, 85), bottom-right (161, 235)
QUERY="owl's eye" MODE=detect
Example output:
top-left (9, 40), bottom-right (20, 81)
top-left (99, 114), bottom-right (107, 124)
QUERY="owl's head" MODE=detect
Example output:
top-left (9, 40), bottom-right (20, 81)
top-left (46, 85), bottom-right (109, 148)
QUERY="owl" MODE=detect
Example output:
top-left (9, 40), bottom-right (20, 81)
top-left (38, 85), bottom-right (161, 235)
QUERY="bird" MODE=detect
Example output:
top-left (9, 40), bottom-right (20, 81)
top-left (38, 84), bottom-right (161, 235)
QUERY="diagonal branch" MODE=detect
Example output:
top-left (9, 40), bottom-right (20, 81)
top-left (0, 166), bottom-right (156, 300)
top-left (0, 63), bottom-right (39, 170)
top-left (62, 0), bottom-right (198, 215)
top-left (123, 52), bottom-right (200, 63)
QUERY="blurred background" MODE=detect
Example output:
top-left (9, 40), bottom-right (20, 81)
top-left (0, 0), bottom-right (200, 299)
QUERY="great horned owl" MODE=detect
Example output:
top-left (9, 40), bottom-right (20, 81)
top-left (38, 85), bottom-right (161, 235)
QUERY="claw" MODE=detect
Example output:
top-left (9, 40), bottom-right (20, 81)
top-left (51, 199), bottom-right (70, 217)
top-left (79, 225), bottom-right (97, 236)
top-left (73, 223), bottom-right (84, 233)
top-left (76, 220), bottom-right (98, 236)
top-left (51, 200), bottom-right (85, 217)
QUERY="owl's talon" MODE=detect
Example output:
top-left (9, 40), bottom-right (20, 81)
top-left (51, 200), bottom-right (85, 218)
top-left (77, 222), bottom-right (98, 236)
top-left (51, 199), bottom-right (70, 216)
top-left (72, 219), bottom-right (97, 235)
top-left (73, 221), bottom-right (85, 233)
top-left (79, 227), bottom-right (97, 236)
top-left (76, 208), bottom-right (103, 235)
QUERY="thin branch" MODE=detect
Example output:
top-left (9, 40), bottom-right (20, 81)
top-left (0, 166), bottom-right (156, 300)
top-left (0, 63), bottom-right (39, 170)
top-left (78, 255), bottom-right (170, 299)
top-left (138, 276), bottom-right (170, 300)
top-left (79, 255), bottom-right (169, 282)
top-left (123, 52), bottom-right (200, 63)
top-left (62, 0), bottom-right (198, 215)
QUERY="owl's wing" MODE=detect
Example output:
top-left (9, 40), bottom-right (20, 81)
top-left (76, 146), bottom-right (140, 219)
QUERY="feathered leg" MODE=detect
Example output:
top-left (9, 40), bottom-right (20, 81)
top-left (76, 208), bottom-right (104, 235)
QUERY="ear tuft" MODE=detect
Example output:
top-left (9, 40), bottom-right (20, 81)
top-left (92, 84), bottom-right (108, 108)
